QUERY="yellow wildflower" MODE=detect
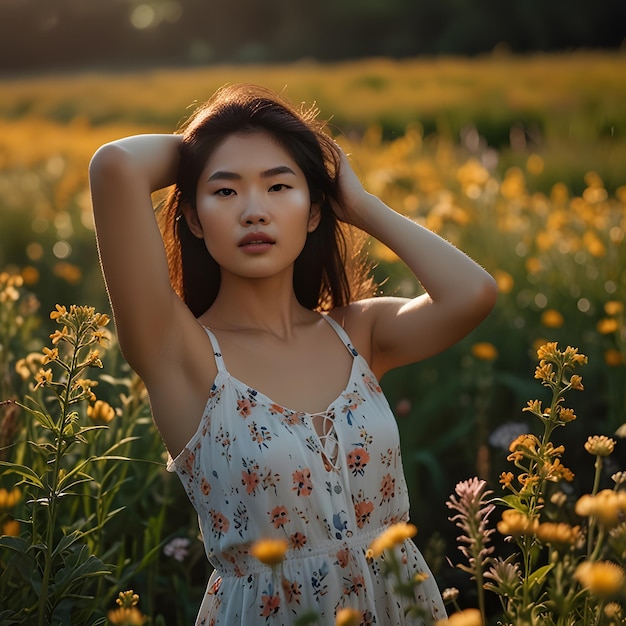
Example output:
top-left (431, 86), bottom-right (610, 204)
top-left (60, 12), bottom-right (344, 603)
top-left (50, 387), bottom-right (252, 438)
top-left (525, 257), bottom-right (542, 274)
top-left (534, 362), bottom-right (555, 384)
top-left (557, 407), bottom-right (576, 423)
top-left (537, 342), bottom-right (559, 360)
top-left (1, 519), bottom-right (20, 537)
top-left (507, 434), bottom-right (540, 463)
top-left (544, 459), bottom-right (574, 482)
top-left (436, 607), bottom-right (483, 626)
top-left (604, 602), bottom-right (623, 620)
top-left (15, 358), bottom-right (31, 380)
top-left (335, 607), bottom-right (361, 626)
top-left (604, 301), bottom-right (624, 316)
top-left (497, 510), bottom-right (538, 538)
top-left (576, 490), bottom-right (626, 528)
top-left (106, 607), bottom-right (146, 625)
top-left (88, 400), bottom-right (116, 424)
top-left (15, 352), bottom-right (45, 379)
top-left (20, 265), bottom-right (39, 285)
top-left (493, 270), bottom-right (514, 294)
top-left (368, 521), bottom-right (417, 558)
top-left (34, 368), bottom-right (53, 389)
top-left (597, 318), bottom-right (620, 334)
top-left (562, 346), bottom-right (587, 367)
top-left (499, 472), bottom-right (514, 489)
top-left (604, 349), bottom-right (624, 367)
top-left (49, 304), bottom-right (67, 320)
top-left (50, 326), bottom-right (70, 344)
top-left (523, 399), bottom-right (543, 416)
top-left (94, 312), bottom-right (111, 327)
top-left (93, 329), bottom-right (110, 346)
top-left (0, 487), bottom-right (22, 509)
top-left (541, 309), bottom-right (564, 328)
top-left (575, 561), bottom-right (625, 598)
top-left (575, 494), bottom-right (595, 517)
top-left (42, 347), bottom-right (59, 364)
top-left (569, 374), bottom-right (584, 391)
top-left (249, 537), bottom-right (289, 566)
top-left (116, 590), bottom-right (140, 607)
top-left (535, 522), bottom-right (581, 547)
top-left (584, 435), bottom-right (616, 457)
top-left (471, 342), bottom-right (498, 361)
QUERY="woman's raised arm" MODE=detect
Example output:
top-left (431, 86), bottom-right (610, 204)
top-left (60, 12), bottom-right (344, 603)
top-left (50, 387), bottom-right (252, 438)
top-left (89, 134), bottom-right (188, 374)
top-left (335, 151), bottom-right (498, 378)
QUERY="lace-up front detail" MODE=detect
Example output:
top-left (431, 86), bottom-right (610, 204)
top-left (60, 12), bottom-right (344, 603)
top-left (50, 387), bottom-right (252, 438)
top-left (308, 410), bottom-right (339, 471)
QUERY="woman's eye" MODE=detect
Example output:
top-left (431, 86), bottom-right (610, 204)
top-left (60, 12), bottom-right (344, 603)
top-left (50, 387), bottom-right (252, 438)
top-left (269, 183), bottom-right (290, 192)
top-left (215, 188), bottom-right (235, 197)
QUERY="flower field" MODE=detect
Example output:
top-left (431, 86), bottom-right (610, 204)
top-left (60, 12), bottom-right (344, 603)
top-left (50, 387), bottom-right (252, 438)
top-left (0, 53), bottom-right (624, 624)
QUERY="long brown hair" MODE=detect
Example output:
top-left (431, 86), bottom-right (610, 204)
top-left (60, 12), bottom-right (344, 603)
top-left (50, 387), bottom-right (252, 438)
top-left (160, 83), bottom-right (374, 317)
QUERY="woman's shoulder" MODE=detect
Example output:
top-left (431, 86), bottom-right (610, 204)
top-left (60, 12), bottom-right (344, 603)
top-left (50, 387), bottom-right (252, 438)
top-left (327, 300), bottom-right (377, 362)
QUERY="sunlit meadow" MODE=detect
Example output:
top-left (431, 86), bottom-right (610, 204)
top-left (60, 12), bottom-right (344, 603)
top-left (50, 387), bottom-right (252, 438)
top-left (0, 53), bottom-right (624, 623)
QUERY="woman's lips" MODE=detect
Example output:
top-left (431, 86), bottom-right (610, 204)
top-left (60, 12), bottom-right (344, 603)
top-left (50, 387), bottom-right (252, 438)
top-left (238, 232), bottom-right (275, 252)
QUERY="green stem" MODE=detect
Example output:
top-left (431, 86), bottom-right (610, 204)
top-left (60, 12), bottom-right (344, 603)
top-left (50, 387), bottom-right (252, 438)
top-left (37, 341), bottom-right (79, 626)
top-left (586, 456), bottom-right (603, 559)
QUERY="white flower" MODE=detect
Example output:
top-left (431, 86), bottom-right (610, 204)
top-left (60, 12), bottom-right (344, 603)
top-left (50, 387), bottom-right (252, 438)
top-left (163, 537), bottom-right (191, 562)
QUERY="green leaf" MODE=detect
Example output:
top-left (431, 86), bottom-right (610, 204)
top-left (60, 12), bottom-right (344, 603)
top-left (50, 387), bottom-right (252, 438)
top-left (492, 495), bottom-right (529, 513)
top-left (527, 563), bottom-right (554, 589)
top-left (0, 461), bottom-right (45, 489)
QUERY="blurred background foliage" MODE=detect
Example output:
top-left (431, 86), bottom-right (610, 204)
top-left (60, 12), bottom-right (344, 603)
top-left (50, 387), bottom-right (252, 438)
top-left (0, 5), bottom-right (625, 619)
top-left (0, 0), bottom-right (624, 72)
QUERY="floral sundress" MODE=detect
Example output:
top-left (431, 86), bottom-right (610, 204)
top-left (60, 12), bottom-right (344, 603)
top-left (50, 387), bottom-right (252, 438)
top-left (167, 314), bottom-right (446, 625)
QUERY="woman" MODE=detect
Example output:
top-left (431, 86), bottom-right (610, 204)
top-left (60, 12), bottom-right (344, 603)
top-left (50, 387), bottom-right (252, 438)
top-left (89, 83), bottom-right (497, 625)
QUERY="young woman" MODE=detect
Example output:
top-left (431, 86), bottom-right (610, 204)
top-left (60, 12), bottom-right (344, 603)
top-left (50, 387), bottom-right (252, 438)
top-left (89, 83), bottom-right (497, 625)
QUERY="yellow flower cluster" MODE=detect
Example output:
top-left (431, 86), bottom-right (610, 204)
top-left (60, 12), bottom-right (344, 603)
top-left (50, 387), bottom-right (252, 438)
top-left (471, 342), bottom-right (498, 361)
top-left (496, 510), bottom-right (538, 538)
top-left (107, 607), bottom-right (146, 626)
top-left (87, 399), bottom-right (116, 424)
top-left (534, 522), bottom-right (581, 548)
top-left (0, 272), bottom-right (22, 303)
top-left (584, 435), bottom-right (616, 457)
top-left (0, 487), bottom-right (21, 509)
top-left (107, 590), bottom-right (146, 626)
top-left (574, 561), bottom-right (626, 598)
top-left (368, 521), bottom-right (417, 558)
top-left (575, 490), bottom-right (626, 528)
top-left (1, 519), bottom-right (20, 537)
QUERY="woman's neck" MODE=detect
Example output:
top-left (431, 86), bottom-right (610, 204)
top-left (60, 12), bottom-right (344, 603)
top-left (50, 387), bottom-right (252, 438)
top-left (201, 272), bottom-right (316, 340)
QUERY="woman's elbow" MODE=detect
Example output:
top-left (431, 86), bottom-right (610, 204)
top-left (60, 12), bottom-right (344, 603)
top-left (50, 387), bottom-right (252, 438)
top-left (472, 273), bottom-right (499, 321)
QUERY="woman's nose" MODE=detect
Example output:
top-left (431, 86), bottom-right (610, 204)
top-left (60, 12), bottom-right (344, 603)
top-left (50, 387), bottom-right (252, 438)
top-left (240, 193), bottom-right (270, 225)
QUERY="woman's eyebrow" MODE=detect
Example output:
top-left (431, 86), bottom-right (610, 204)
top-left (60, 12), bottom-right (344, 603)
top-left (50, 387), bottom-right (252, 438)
top-left (261, 165), bottom-right (297, 178)
top-left (206, 165), bottom-right (296, 182)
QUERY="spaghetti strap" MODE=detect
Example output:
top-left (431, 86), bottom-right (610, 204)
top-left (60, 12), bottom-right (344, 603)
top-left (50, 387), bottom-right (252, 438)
top-left (202, 327), bottom-right (227, 373)
top-left (321, 314), bottom-right (359, 357)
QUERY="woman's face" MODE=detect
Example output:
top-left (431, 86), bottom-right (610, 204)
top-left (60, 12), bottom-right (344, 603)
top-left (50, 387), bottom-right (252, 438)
top-left (185, 132), bottom-right (320, 282)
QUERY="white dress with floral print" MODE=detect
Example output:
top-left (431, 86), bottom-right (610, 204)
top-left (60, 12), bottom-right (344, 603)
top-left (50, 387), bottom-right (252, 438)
top-left (167, 314), bottom-right (446, 625)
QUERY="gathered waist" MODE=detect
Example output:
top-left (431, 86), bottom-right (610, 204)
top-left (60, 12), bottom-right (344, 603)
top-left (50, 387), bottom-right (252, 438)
top-left (213, 525), bottom-right (392, 578)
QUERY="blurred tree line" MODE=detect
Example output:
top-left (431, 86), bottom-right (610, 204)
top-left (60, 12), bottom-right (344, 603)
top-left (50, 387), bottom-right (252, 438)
top-left (0, 0), bottom-right (624, 74)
